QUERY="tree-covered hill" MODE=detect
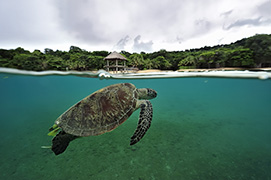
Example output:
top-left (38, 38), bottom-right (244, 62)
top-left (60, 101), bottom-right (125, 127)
top-left (0, 34), bottom-right (270, 71)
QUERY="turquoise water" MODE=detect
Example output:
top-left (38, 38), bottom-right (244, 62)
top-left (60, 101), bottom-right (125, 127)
top-left (0, 73), bottom-right (270, 180)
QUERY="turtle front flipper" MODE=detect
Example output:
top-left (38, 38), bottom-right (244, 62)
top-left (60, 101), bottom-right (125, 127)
top-left (130, 100), bottom-right (153, 145)
top-left (52, 131), bottom-right (78, 155)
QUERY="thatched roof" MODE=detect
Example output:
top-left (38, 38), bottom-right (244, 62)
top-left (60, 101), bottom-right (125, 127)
top-left (104, 51), bottom-right (127, 61)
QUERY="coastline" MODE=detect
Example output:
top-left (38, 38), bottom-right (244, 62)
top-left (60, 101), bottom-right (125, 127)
top-left (136, 67), bottom-right (271, 73)
top-left (1, 67), bottom-right (271, 80)
top-left (65, 67), bottom-right (271, 74)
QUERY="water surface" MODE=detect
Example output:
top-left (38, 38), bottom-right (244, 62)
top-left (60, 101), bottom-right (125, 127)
top-left (0, 73), bottom-right (270, 180)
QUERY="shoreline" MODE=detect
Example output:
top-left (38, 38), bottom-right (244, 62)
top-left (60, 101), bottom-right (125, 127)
top-left (1, 67), bottom-right (271, 80)
top-left (136, 67), bottom-right (271, 73)
top-left (1, 67), bottom-right (271, 75)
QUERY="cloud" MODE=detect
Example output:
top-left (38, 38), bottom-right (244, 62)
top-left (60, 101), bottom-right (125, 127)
top-left (113, 35), bottom-right (130, 51)
top-left (0, 0), bottom-right (62, 44)
top-left (194, 19), bottom-right (212, 34)
top-left (223, 17), bottom-right (271, 30)
top-left (54, 0), bottom-right (105, 43)
top-left (1, 0), bottom-right (271, 52)
top-left (176, 36), bottom-right (183, 44)
top-left (132, 35), bottom-right (153, 52)
top-left (257, 0), bottom-right (271, 17)
top-left (53, 0), bottom-right (225, 46)
top-left (113, 35), bottom-right (153, 52)
top-left (220, 10), bottom-right (233, 18)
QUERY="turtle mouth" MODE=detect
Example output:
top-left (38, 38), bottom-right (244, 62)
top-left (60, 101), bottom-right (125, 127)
top-left (152, 91), bottom-right (157, 98)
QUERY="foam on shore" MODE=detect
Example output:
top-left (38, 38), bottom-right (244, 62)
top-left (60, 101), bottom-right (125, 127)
top-left (0, 67), bottom-right (270, 80)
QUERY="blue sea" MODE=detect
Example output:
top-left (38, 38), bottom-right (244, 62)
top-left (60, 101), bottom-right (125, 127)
top-left (0, 71), bottom-right (270, 180)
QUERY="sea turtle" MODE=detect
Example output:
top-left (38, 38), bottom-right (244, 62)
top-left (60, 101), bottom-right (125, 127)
top-left (47, 83), bottom-right (157, 155)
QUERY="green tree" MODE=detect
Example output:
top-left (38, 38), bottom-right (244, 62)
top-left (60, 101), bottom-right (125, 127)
top-left (14, 47), bottom-right (30, 54)
top-left (0, 49), bottom-right (15, 60)
top-left (89, 56), bottom-right (105, 70)
top-left (45, 55), bottom-right (64, 70)
top-left (142, 58), bottom-right (153, 69)
top-left (229, 48), bottom-right (254, 67)
top-left (178, 55), bottom-right (196, 69)
top-left (44, 48), bottom-right (55, 55)
top-left (129, 53), bottom-right (144, 69)
top-left (69, 46), bottom-right (83, 54)
top-left (213, 48), bottom-right (230, 68)
top-left (92, 51), bottom-right (109, 57)
top-left (152, 56), bottom-right (171, 70)
top-left (0, 56), bottom-right (10, 67)
top-left (1, 34), bottom-right (270, 71)
top-left (233, 34), bottom-right (271, 67)
top-left (199, 51), bottom-right (215, 68)
top-left (12, 54), bottom-right (42, 71)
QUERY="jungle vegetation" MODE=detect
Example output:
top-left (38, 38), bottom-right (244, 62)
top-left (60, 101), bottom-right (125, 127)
top-left (0, 34), bottom-right (270, 71)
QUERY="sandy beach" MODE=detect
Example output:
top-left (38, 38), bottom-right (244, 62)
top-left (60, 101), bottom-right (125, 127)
top-left (137, 67), bottom-right (271, 73)
top-left (107, 67), bottom-right (271, 74)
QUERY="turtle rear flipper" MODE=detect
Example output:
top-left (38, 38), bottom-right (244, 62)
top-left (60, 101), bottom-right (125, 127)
top-left (48, 124), bottom-right (60, 136)
top-left (130, 100), bottom-right (153, 145)
top-left (52, 131), bottom-right (77, 155)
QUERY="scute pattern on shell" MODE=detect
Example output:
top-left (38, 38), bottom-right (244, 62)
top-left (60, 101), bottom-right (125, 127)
top-left (56, 83), bottom-right (138, 137)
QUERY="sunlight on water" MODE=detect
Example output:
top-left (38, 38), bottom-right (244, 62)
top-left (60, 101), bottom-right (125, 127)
top-left (0, 69), bottom-right (270, 180)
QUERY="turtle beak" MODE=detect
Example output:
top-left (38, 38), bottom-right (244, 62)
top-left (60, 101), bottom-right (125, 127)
top-left (148, 89), bottom-right (157, 99)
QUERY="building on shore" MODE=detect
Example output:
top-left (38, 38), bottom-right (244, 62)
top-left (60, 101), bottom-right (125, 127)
top-left (104, 51), bottom-right (128, 73)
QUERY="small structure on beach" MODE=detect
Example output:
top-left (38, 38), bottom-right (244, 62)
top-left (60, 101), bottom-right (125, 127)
top-left (104, 51), bottom-right (128, 73)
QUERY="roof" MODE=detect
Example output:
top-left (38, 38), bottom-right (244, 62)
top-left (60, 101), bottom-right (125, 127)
top-left (104, 51), bottom-right (127, 61)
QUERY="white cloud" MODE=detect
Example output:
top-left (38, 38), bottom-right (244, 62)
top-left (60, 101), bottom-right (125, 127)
top-left (132, 35), bottom-right (153, 52)
top-left (0, 0), bottom-right (270, 52)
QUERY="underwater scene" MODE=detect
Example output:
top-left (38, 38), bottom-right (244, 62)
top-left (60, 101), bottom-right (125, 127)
top-left (0, 72), bottom-right (271, 180)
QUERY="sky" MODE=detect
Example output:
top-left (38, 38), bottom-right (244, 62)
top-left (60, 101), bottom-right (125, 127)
top-left (0, 0), bottom-right (271, 53)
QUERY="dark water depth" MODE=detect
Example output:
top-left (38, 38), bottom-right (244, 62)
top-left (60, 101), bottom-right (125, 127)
top-left (0, 73), bottom-right (270, 180)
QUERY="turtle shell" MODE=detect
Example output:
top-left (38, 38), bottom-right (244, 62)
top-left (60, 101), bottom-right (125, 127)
top-left (55, 83), bottom-right (138, 137)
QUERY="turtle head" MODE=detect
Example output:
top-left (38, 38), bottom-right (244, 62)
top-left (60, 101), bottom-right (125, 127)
top-left (138, 88), bottom-right (157, 100)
